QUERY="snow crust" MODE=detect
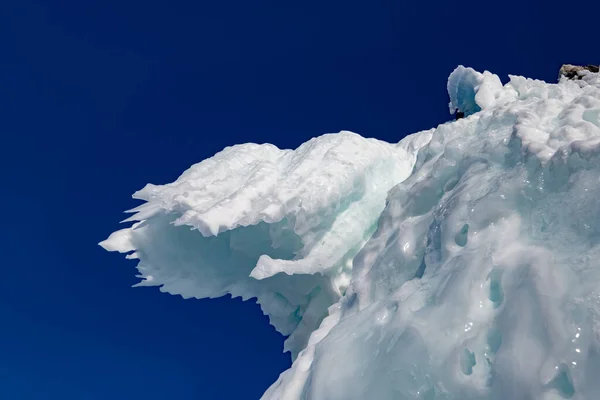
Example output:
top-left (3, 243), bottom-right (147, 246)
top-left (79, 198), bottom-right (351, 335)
top-left (102, 65), bottom-right (600, 399)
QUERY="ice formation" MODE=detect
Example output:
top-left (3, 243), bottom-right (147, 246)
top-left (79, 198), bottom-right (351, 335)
top-left (102, 65), bottom-right (600, 399)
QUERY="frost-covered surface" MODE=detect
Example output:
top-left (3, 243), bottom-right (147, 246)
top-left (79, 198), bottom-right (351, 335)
top-left (102, 66), bottom-right (600, 399)
top-left (101, 132), bottom-right (415, 358)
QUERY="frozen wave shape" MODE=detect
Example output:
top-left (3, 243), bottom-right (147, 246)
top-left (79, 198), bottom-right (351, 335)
top-left (100, 131), bottom-right (416, 359)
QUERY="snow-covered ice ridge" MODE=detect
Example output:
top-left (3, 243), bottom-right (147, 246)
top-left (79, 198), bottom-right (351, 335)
top-left (102, 66), bottom-right (600, 399)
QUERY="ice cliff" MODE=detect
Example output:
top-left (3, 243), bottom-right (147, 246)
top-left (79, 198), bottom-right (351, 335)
top-left (101, 65), bottom-right (600, 399)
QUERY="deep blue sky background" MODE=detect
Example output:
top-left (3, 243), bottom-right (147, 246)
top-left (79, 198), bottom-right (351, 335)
top-left (1, 0), bottom-right (598, 398)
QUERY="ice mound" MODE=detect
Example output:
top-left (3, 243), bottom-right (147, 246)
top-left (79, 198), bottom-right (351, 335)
top-left (447, 66), bottom-right (517, 117)
top-left (102, 65), bottom-right (600, 399)
top-left (101, 132), bottom-right (416, 358)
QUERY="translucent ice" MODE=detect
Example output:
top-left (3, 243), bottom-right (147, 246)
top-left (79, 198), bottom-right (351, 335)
top-left (102, 65), bottom-right (600, 399)
top-left (101, 132), bottom-right (416, 358)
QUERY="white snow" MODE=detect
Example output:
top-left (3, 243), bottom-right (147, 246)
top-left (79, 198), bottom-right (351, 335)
top-left (101, 65), bottom-right (600, 399)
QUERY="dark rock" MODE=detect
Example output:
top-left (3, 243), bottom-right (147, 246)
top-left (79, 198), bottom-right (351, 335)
top-left (588, 65), bottom-right (600, 73)
top-left (559, 64), bottom-right (599, 80)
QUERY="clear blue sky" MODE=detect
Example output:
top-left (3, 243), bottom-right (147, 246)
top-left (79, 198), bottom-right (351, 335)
top-left (1, 0), bottom-right (597, 399)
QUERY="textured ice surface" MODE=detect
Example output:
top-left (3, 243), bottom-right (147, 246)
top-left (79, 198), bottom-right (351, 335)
top-left (101, 132), bottom-right (415, 358)
top-left (102, 66), bottom-right (600, 399)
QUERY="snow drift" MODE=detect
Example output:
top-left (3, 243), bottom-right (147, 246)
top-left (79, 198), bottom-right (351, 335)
top-left (102, 65), bottom-right (600, 399)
